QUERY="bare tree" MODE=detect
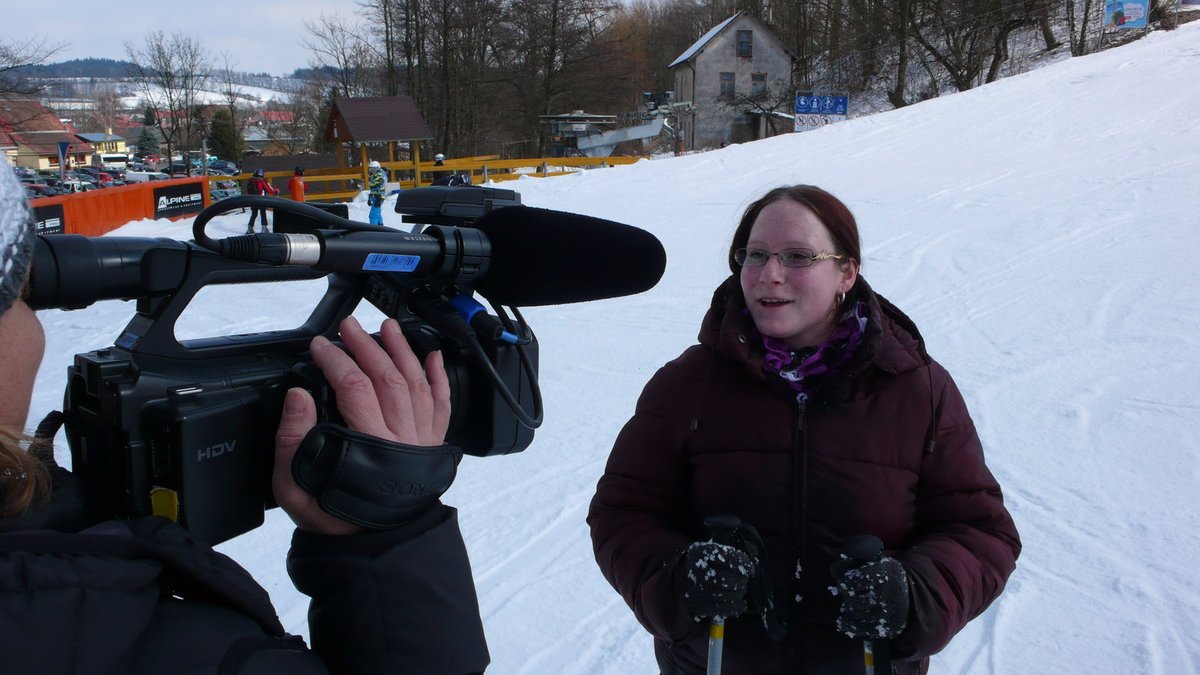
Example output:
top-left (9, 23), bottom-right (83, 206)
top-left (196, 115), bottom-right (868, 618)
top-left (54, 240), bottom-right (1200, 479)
top-left (261, 82), bottom-right (325, 155)
top-left (125, 32), bottom-right (212, 173)
top-left (215, 52), bottom-right (249, 146)
top-left (492, 0), bottom-right (623, 155)
top-left (302, 12), bottom-right (381, 98)
top-left (363, 0), bottom-right (403, 96)
top-left (1065, 0), bottom-right (1098, 56)
top-left (0, 36), bottom-right (66, 97)
top-left (717, 78), bottom-right (796, 138)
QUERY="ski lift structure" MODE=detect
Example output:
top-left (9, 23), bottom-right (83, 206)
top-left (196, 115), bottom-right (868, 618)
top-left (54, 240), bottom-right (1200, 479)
top-left (540, 104), bottom-right (678, 158)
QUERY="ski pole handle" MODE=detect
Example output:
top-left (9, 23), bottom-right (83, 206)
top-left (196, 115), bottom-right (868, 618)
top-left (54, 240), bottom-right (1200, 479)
top-left (841, 535), bottom-right (894, 675)
top-left (702, 515), bottom-right (742, 675)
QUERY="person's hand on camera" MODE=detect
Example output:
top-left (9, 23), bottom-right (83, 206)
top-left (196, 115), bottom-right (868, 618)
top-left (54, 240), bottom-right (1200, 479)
top-left (831, 555), bottom-right (910, 640)
top-left (273, 316), bottom-right (450, 535)
top-left (678, 541), bottom-right (756, 620)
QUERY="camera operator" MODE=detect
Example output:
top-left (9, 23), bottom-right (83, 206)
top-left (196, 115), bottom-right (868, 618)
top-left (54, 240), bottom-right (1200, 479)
top-left (0, 164), bottom-right (489, 674)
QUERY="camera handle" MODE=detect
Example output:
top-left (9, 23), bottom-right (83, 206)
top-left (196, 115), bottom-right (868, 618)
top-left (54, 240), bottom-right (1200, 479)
top-left (111, 243), bottom-right (358, 361)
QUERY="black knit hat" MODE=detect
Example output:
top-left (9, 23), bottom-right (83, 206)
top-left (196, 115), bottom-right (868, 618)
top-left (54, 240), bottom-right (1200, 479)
top-left (0, 164), bottom-right (36, 318)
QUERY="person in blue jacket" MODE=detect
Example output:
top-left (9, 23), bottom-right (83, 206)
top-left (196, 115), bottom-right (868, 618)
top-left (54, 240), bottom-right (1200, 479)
top-left (367, 160), bottom-right (386, 225)
top-left (0, 163), bottom-right (489, 675)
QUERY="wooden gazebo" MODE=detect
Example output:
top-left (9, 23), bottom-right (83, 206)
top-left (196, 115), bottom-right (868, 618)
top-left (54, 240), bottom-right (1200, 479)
top-left (323, 95), bottom-right (434, 186)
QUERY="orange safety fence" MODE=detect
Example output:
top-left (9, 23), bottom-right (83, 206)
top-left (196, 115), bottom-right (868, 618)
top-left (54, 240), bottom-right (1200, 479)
top-left (27, 177), bottom-right (210, 237)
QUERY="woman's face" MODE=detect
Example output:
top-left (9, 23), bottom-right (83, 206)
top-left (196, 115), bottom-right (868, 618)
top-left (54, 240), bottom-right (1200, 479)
top-left (0, 299), bottom-right (45, 429)
top-left (739, 199), bottom-right (859, 349)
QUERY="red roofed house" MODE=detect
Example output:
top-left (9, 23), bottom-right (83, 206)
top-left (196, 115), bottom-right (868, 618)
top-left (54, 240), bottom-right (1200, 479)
top-left (1, 99), bottom-right (95, 170)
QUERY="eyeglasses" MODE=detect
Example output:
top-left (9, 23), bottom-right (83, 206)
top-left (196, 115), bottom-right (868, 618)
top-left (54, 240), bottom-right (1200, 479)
top-left (734, 247), bottom-right (847, 268)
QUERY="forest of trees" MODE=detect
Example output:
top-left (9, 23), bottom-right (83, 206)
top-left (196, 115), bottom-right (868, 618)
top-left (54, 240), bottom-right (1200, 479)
top-left (6, 0), bottom-right (1185, 159)
top-left (290, 0), bottom-right (1180, 157)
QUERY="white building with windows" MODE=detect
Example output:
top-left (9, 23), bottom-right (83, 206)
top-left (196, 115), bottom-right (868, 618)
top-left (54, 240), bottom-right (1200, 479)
top-left (668, 12), bottom-right (796, 151)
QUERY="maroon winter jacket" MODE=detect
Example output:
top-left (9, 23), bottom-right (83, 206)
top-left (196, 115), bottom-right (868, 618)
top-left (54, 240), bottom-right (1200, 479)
top-left (588, 275), bottom-right (1020, 674)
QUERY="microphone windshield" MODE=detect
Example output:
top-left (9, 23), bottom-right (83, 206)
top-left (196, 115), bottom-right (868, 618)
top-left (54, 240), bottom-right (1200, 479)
top-left (472, 206), bottom-right (666, 306)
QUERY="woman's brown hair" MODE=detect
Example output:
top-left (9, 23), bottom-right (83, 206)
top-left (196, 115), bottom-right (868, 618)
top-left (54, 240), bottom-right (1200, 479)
top-left (728, 185), bottom-right (862, 274)
top-left (0, 426), bottom-right (51, 519)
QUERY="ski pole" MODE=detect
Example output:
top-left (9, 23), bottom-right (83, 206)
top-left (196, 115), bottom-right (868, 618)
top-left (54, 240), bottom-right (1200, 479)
top-left (706, 616), bottom-right (726, 675)
top-left (841, 535), bottom-right (894, 675)
top-left (703, 514), bottom-right (742, 675)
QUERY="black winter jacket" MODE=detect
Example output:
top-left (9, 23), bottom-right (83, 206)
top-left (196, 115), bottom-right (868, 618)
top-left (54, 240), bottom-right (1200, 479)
top-left (589, 276), bottom-right (1020, 674)
top-left (0, 468), bottom-right (490, 675)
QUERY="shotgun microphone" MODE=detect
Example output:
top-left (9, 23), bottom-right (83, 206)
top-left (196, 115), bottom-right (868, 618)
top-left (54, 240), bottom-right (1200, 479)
top-left (212, 205), bottom-right (666, 307)
top-left (472, 205), bottom-right (666, 306)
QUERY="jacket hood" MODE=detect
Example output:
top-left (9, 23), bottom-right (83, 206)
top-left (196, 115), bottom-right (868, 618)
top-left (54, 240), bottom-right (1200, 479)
top-left (698, 274), bottom-right (930, 389)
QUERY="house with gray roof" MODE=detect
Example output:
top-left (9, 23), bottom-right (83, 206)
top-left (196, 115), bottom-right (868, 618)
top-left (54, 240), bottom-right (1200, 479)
top-left (669, 12), bottom-right (796, 150)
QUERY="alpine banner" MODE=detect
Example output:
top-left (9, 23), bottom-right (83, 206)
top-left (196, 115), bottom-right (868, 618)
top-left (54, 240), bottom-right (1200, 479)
top-left (31, 203), bottom-right (65, 235)
top-left (153, 182), bottom-right (205, 219)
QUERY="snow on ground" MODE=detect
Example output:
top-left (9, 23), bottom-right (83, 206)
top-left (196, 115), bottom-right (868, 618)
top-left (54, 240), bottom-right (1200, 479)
top-left (28, 22), bottom-right (1200, 674)
top-left (114, 80), bottom-right (294, 110)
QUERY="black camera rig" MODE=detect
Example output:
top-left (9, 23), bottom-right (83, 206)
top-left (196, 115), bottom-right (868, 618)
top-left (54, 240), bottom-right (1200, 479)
top-left (27, 186), bottom-right (657, 545)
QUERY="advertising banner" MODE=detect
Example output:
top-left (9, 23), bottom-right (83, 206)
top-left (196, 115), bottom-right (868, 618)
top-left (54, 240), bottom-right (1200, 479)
top-left (1105, 0), bottom-right (1149, 28)
top-left (31, 203), bottom-right (65, 235)
top-left (153, 182), bottom-right (206, 219)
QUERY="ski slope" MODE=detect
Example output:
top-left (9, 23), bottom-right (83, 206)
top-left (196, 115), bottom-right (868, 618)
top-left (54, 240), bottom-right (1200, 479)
top-left (28, 22), bottom-right (1200, 673)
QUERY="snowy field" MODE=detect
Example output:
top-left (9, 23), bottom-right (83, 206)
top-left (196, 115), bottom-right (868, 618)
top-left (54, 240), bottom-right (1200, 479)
top-left (28, 22), bottom-right (1200, 674)
top-left (111, 80), bottom-right (294, 109)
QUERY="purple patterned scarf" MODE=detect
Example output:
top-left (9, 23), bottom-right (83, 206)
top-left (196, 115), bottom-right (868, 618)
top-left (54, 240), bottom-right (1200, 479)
top-left (760, 301), bottom-right (868, 402)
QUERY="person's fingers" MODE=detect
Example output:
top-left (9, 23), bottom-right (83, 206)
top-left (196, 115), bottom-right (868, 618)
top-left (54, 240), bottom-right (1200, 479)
top-left (273, 387), bottom-right (360, 535)
top-left (310, 330), bottom-right (393, 440)
top-left (273, 387), bottom-right (316, 509)
top-left (425, 349), bottom-right (451, 443)
top-left (377, 318), bottom-right (437, 443)
top-left (339, 316), bottom-right (424, 442)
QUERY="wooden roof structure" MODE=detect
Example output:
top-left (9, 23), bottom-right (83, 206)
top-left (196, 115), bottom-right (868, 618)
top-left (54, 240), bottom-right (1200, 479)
top-left (323, 96), bottom-right (433, 144)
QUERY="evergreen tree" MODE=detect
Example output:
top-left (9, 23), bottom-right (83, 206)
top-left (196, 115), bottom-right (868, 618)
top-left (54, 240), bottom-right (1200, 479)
top-left (136, 127), bottom-right (159, 157)
top-left (209, 108), bottom-right (244, 161)
top-left (142, 106), bottom-right (157, 127)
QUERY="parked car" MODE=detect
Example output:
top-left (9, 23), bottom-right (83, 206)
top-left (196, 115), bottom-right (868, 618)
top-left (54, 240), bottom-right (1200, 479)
top-left (60, 180), bottom-right (96, 193)
top-left (23, 183), bottom-right (62, 198)
top-left (208, 159), bottom-right (239, 175)
top-left (125, 171), bottom-right (171, 183)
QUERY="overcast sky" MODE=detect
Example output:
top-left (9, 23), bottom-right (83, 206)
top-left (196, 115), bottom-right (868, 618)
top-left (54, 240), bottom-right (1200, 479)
top-left (4, 0), bottom-right (358, 76)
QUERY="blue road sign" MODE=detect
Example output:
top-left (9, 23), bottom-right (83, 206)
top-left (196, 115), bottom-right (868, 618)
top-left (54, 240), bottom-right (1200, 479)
top-left (796, 94), bottom-right (849, 116)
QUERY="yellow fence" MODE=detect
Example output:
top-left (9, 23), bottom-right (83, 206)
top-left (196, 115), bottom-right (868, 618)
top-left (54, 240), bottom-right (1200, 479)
top-left (227, 155), bottom-right (643, 202)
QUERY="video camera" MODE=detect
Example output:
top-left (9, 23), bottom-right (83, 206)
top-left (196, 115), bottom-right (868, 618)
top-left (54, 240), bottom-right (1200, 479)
top-left (29, 186), bottom-right (666, 544)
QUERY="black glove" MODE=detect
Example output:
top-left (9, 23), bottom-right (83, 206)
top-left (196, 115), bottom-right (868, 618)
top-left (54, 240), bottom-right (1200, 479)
top-left (831, 555), bottom-right (910, 639)
top-left (678, 541), bottom-right (756, 620)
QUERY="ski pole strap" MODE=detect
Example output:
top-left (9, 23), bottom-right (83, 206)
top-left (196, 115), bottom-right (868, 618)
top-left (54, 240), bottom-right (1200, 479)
top-left (292, 423), bottom-right (462, 529)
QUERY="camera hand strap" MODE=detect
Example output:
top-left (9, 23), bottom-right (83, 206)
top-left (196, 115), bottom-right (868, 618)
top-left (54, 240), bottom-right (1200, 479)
top-left (292, 423), bottom-right (463, 529)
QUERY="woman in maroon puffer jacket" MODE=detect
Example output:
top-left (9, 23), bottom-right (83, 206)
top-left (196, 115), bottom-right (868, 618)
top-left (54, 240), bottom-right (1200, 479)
top-left (588, 185), bottom-right (1020, 674)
